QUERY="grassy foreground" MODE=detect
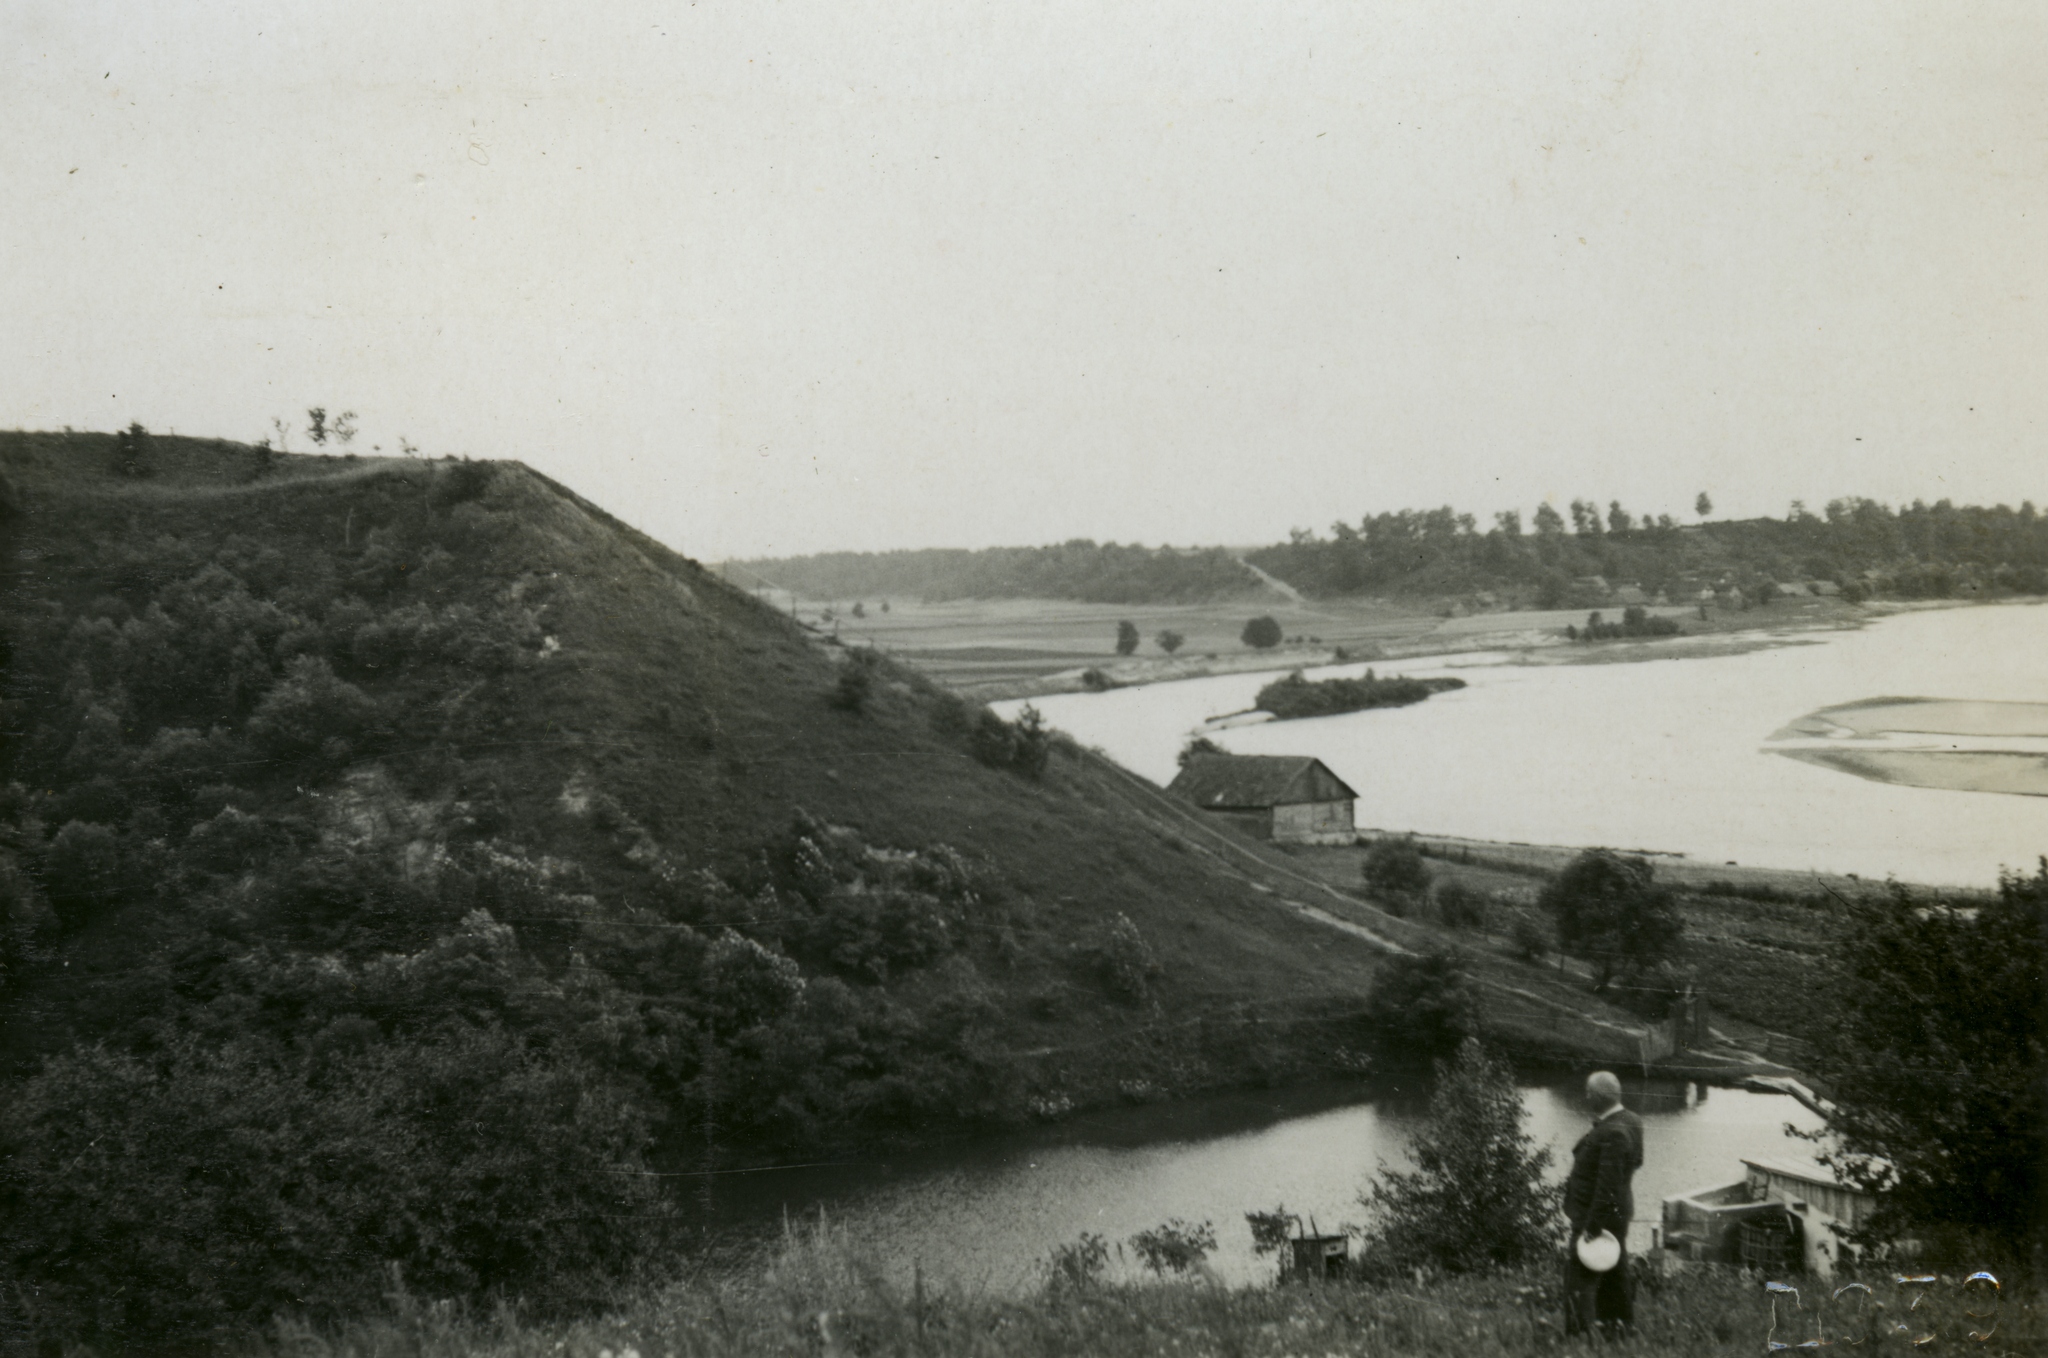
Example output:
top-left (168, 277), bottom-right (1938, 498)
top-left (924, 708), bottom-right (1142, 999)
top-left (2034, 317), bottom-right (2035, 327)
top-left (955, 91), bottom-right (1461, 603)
top-left (262, 1220), bottom-right (2042, 1358)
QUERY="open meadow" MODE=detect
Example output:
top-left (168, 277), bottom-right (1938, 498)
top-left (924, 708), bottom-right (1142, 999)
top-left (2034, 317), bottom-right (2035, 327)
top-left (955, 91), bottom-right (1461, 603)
top-left (721, 577), bottom-right (1870, 699)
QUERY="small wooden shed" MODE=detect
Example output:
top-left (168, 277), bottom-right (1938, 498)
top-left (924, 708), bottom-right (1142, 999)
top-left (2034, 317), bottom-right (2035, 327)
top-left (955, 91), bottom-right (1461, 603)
top-left (1167, 754), bottom-right (1358, 845)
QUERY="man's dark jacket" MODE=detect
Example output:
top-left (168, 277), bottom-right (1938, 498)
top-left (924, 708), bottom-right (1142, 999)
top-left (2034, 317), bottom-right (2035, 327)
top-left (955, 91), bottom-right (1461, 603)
top-left (1563, 1108), bottom-right (1645, 1237)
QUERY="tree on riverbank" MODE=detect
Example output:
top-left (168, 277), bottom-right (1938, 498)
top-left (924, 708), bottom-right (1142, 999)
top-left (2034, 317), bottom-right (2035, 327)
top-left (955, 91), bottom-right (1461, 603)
top-left (1240, 615), bottom-right (1282, 649)
top-left (1355, 1038), bottom-right (1560, 1276)
top-left (1800, 863), bottom-right (2048, 1265)
top-left (1570, 605), bottom-right (1682, 642)
top-left (1539, 849), bottom-right (1681, 993)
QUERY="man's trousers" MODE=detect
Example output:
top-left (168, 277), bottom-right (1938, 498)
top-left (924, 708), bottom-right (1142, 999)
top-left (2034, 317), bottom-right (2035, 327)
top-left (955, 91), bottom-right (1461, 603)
top-left (1563, 1242), bottom-right (1634, 1337)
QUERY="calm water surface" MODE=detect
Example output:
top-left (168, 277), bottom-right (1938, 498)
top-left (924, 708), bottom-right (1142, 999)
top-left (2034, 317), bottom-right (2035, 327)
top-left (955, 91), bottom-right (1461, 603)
top-left (694, 1079), bottom-right (1821, 1291)
top-left (998, 604), bottom-right (2048, 886)
top-left (754, 610), bottom-right (2017, 1289)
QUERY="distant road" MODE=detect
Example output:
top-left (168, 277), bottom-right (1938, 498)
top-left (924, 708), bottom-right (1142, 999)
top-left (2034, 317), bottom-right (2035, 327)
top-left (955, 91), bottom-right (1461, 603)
top-left (1233, 556), bottom-right (1309, 606)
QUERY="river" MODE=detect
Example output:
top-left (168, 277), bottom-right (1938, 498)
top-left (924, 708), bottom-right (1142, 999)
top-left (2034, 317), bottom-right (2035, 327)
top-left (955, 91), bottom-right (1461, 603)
top-left (998, 603), bottom-right (2048, 887)
top-left (679, 608), bottom-right (1970, 1291)
top-left (690, 1077), bottom-right (1821, 1291)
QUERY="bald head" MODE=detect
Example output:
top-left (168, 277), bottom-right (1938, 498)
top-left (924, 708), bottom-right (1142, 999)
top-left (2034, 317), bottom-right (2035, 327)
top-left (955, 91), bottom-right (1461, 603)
top-left (1586, 1071), bottom-right (1623, 1111)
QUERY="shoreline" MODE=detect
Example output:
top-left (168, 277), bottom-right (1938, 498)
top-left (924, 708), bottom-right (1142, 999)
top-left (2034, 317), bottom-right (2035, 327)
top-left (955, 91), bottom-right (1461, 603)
top-left (960, 594), bottom-right (2039, 702)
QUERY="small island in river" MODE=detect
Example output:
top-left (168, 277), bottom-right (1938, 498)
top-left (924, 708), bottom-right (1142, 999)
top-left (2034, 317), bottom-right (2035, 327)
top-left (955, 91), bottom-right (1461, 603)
top-left (1255, 668), bottom-right (1469, 721)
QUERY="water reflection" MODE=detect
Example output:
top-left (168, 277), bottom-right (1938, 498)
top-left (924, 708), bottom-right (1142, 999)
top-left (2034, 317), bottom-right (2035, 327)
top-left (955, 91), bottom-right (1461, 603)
top-left (691, 1076), bottom-right (1825, 1291)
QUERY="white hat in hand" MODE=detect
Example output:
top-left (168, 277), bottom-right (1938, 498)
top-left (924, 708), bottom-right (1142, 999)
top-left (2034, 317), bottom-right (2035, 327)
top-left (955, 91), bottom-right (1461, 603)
top-left (1575, 1229), bottom-right (1622, 1273)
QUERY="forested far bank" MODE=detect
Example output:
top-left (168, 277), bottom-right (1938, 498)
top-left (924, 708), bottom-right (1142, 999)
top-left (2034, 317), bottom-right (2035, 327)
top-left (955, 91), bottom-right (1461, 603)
top-left (735, 496), bottom-right (2048, 607)
top-left (1248, 496), bottom-right (2048, 606)
top-left (729, 541), bottom-right (1264, 605)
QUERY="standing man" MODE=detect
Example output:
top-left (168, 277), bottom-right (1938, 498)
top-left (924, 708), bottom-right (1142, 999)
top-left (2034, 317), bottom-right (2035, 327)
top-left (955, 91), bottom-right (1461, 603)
top-left (1562, 1070), bottom-right (1645, 1338)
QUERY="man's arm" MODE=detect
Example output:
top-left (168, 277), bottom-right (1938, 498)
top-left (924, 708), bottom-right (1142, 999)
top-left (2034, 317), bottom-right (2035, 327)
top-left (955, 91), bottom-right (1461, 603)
top-left (1586, 1121), bottom-right (1631, 1235)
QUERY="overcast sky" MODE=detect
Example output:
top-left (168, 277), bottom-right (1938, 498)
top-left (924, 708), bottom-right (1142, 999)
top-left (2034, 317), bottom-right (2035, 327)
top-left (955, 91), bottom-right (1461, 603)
top-left (6, 2), bottom-right (2043, 560)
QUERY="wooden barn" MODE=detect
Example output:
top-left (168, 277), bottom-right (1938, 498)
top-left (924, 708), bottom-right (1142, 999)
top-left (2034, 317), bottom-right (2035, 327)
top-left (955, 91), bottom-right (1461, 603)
top-left (1167, 754), bottom-right (1358, 845)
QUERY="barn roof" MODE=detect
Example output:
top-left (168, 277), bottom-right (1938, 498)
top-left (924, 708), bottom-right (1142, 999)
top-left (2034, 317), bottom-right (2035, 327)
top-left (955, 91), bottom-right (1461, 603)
top-left (1166, 754), bottom-right (1357, 810)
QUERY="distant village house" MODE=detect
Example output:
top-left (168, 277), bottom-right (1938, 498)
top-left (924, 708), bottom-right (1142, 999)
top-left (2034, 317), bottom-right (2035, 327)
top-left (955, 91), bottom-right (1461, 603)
top-left (1167, 754), bottom-right (1357, 845)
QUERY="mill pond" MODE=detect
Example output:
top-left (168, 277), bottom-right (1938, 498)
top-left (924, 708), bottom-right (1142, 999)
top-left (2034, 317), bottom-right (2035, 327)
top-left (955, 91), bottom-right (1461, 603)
top-left (691, 1076), bottom-right (1822, 1292)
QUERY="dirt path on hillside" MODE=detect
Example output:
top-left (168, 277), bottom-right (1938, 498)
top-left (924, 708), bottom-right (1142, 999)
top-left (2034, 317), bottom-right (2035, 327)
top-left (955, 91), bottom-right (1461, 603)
top-left (1075, 751), bottom-right (1806, 1074)
top-left (1096, 752), bottom-right (1836, 1080)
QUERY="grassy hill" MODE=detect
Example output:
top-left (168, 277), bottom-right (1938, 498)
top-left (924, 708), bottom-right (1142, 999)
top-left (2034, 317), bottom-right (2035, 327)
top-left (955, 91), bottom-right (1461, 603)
top-left (0, 430), bottom-right (1397, 1062)
top-left (0, 430), bottom-right (1447, 1341)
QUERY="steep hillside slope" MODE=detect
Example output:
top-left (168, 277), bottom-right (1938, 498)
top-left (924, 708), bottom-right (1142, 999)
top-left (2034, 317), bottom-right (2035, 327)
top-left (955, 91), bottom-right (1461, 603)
top-left (0, 432), bottom-right (1403, 1337)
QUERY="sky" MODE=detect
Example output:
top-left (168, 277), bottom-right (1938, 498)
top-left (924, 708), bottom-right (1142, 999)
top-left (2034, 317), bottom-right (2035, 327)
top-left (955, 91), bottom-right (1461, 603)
top-left (5, 2), bottom-right (2043, 561)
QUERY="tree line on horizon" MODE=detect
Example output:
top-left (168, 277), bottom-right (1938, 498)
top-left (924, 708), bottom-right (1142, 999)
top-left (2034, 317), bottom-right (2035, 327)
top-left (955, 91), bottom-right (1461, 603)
top-left (738, 494), bottom-right (2048, 607)
top-left (1249, 494), bottom-right (2048, 605)
top-left (732, 540), bottom-right (1263, 606)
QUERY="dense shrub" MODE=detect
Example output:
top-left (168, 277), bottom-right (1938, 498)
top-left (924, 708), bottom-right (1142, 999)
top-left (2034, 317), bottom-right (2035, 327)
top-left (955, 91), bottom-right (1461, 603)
top-left (971, 707), bottom-right (1019, 767)
top-left (185, 805), bottom-right (288, 873)
top-left (246, 655), bottom-right (383, 763)
top-left (1094, 911), bottom-right (1162, 1004)
top-left (1355, 1038), bottom-right (1560, 1276)
top-left (426, 458), bottom-right (495, 511)
top-left (970, 704), bottom-right (1054, 777)
top-left (1362, 833), bottom-right (1431, 897)
top-left (1364, 951), bottom-right (1479, 1061)
top-left (698, 929), bottom-right (807, 1035)
top-left (798, 890), bottom-right (955, 983)
top-left (831, 648), bottom-right (882, 712)
top-left (41, 820), bottom-right (133, 926)
top-left (133, 724), bottom-right (243, 807)
top-left (1431, 879), bottom-right (1490, 931)
top-left (0, 1028), bottom-right (664, 1340)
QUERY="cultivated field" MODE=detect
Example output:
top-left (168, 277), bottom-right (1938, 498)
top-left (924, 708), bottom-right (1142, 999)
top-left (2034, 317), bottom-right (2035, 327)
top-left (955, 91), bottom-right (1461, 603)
top-left (719, 574), bottom-right (1871, 698)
